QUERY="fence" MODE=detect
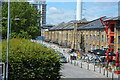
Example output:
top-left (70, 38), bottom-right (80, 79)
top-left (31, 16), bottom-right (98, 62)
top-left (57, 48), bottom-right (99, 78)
top-left (66, 54), bottom-right (120, 79)
top-left (0, 62), bottom-right (5, 80)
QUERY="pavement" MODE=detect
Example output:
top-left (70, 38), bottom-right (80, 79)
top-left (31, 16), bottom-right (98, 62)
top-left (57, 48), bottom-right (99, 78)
top-left (60, 63), bottom-right (107, 78)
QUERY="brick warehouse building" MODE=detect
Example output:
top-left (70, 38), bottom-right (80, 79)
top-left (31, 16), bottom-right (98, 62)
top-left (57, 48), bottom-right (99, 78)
top-left (43, 17), bottom-right (120, 54)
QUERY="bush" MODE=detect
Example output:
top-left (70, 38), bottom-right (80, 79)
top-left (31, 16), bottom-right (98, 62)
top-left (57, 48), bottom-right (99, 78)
top-left (2, 38), bottom-right (61, 80)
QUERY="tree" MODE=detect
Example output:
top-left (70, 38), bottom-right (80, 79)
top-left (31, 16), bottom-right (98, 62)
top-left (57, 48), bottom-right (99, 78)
top-left (2, 2), bottom-right (40, 39)
top-left (2, 38), bottom-right (61, 80)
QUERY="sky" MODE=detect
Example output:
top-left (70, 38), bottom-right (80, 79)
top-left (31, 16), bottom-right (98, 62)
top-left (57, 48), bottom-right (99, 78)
top-left (46, 1), bottom-right (119, 25)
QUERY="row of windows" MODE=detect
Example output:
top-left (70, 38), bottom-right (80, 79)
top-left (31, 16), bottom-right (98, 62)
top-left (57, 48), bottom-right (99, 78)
top-left (84, 34), bottom-right (106, 42)
top-left (50, 32), bottom-right (120, 44)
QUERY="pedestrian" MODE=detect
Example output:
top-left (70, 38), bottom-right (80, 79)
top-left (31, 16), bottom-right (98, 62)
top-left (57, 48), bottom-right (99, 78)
top-left (70, 53), bottom-right (74, 60)
top-left (73, 52), bottom-right (77, 60)
top-left (77, 51), bottom-right (81, 60)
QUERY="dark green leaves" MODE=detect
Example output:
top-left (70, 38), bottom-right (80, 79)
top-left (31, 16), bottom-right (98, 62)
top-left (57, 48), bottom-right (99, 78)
top-left (2, 2), bottom-right (40, 39)
top-left (2, 39), bottom-right (61, 80)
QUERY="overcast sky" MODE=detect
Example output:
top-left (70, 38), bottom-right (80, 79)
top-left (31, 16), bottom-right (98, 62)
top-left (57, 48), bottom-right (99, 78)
top-left (46, 1), bottom-right (119, 25)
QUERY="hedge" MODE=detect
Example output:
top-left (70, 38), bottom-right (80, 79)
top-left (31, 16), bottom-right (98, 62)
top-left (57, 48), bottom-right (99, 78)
top-left (2, 38), bottom-right (61, 80)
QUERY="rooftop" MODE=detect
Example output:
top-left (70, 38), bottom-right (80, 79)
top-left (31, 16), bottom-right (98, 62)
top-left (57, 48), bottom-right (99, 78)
top-left (104, 16), bottom-right (120, 21)
top-left (49, 16), bottom-right (120, 31)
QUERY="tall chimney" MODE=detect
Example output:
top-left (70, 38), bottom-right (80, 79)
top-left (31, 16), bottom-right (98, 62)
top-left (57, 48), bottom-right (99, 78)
top-left (76, 0), bottom-right (82, 20)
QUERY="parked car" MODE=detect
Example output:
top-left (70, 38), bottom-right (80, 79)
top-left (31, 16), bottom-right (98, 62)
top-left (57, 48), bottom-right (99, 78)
top-left (58, 53), bottom-right (63, 56)
top-left (60, 56), bottom-right (67, 63)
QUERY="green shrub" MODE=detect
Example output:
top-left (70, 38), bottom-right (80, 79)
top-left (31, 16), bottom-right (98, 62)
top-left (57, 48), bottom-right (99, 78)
top-left (2, 38), bottom-right (61, 80)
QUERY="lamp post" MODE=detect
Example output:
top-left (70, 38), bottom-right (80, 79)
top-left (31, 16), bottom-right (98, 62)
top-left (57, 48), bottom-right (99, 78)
top-left (3, 1), bottom-right (20, 79)
top-left (6, 0), bottom-right (10, 79)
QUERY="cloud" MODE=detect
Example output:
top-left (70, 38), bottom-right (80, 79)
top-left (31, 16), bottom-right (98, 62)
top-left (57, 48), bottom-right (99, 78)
top-left (48, 7), bottom-right (64, 14)
top-left (46, 2), bottom-right (119, 25)
top-left (83, 2), bottom-right (118, 20)
top-left (47, 7), bottom-right (75, 25)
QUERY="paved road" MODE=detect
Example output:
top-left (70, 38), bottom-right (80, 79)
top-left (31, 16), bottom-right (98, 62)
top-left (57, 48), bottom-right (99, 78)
top-left (60, 63), bottom-right (108, 78)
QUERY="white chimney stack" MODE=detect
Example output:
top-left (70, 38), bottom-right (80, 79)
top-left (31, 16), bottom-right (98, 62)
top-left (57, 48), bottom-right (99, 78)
top-left (76, 0), bottom-right (82, 20)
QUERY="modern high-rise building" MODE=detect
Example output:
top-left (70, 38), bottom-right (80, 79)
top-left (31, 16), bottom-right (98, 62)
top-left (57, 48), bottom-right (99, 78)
top-left (30, 1), bottom-right (47, 25)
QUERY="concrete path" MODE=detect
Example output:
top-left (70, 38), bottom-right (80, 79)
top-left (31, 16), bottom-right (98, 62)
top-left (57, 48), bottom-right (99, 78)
top-left (60, 63), bottom-right (108, 78)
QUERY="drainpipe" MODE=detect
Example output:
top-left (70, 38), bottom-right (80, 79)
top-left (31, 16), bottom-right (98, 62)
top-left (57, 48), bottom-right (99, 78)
top-left (99, 29), bottom-right (100, 49)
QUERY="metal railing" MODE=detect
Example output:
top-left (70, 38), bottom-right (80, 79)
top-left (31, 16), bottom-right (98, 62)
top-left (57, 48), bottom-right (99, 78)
top-left (0, 62), bottom-right (5, 80)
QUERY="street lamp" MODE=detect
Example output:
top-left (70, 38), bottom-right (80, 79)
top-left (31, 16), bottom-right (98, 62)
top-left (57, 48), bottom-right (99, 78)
top-left (6, 0), bottom-right (10, 79)
top-left (2, 1), bottom-right (19, 79)
top-left (2, 16), bottom-right (20, 79)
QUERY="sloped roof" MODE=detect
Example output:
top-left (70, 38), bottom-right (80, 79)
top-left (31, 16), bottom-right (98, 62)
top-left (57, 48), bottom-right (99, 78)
top-left (104, 16), bottom-right (120, 21)
top-left (49, 18), bottom-right (88, 31)
top-left (49, 22), bottom-right (65, 31)
top-left (49, 17), bottom-right (120, 31)
top-left (63, 24), bottom-right (74, 30)
top-left (104, 16), bottom-right (120, 29)
top-left (77, 19), bottom-right (104, 30)
top-left (41, 24), bottom-right (54, 29)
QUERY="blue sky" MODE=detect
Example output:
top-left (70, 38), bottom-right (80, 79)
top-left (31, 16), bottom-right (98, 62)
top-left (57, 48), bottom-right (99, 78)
top-left (46, 1), bottom-right (119, 25)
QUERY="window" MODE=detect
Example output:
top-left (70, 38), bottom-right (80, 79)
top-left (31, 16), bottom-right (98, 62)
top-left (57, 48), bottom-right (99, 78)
top-left (90, 35), bottom-right (92, 40)
top-left (97, 45), bottom-right (99, 49)
top-left (102, 46), bottom-right (104, 50)
top-left (90, 44), bottom-right (92, 50)
top-left (85, 43), bottom-right (88, 48)
top-left (102, 35), bottom-right (104, 42)
top-left (66, 33), bottom-right (68, 39)
top-left (90, 44), bottom-right (91, 49)
top-left (93, 35), bottom-right (95, 40)
top-left (86, 35), bottom-right (88, 40)
top-left (97, 35), bottom-right (100, 41)
top-left (82, 35), bottom-right (84, 39)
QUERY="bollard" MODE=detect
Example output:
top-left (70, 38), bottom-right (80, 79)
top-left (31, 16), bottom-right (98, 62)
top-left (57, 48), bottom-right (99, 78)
top-left (94, 65), bottom-right (95, 72)
top-left (112, 72), bottom-right (113, 80)
top-left (99, 67), bottom-right (101, 73)
top-left (80, 62), bottom-right (82, 68)
top-left (67, 58), bottom-right (69, 63)
top-left (118, 74), bottom-right (120, 80)
top-left (74, 61), bottom-right (75, 66)
top-left (103, 69), bottom-right (105, 75)
top-left (76, 61), bottom-right (78, 66)
top-left (71, 59), bottom-right (72, 64)
top-left (75, 61), bottom-right (76, 66)
top-left (107, 70), bottom-right (108, 77)
top-left (87, 63), bottom-right (89, 70)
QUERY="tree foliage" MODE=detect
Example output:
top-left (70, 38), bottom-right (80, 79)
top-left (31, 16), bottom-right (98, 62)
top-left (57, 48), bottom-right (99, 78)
top-left (2, 2), bottom-right (40, 39)
top-left (2, 38), bottom-right (61, 80)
